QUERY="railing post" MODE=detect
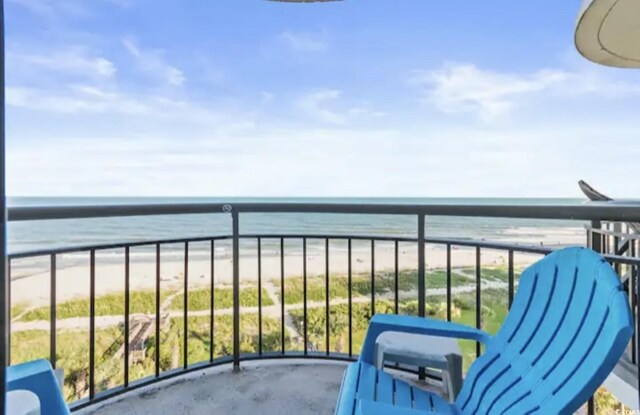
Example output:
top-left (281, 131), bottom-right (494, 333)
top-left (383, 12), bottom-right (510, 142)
top-left (123, 248), bottom-right (129, 386)
top-left (50, 255), bottom-right (56, 368)
top-left (418, 215), bottom-right (425, 318)
top-left (232, 210), bottom-right (240, 372)
top-left (446, 244), bottom-right (452, 322)
top-left (508, 250), bottom-right (514, 309)
top-left (590, 220), bottom-right (602, 253)
top-left (154, 244), bottom-right (161, 378)
top-left (588, 221), bottom-right (602, 415)
top-left (183, 242), bottom-right (189, 369)
top-left (89, 250), bottom-right (96, 399)
top-left (282, 238), bottom-right (287, 355)
top-left (210, 239), bottom-right (215, 362)
top-left (635, 254), bottom-right (640, 411)
top-left (475, 247), bottom-right (482, 358)
top-left (417, 215), bottom-right (426, 381)
top-left (325, 238), bottom-right (330, 355)
top-left (0, 3), bottom-right (7, 412)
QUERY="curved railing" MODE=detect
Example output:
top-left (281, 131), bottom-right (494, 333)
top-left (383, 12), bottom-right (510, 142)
top-left (6, 202), bottom-right (640, 410)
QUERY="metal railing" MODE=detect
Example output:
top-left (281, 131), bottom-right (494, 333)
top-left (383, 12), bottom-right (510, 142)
top-left (5, 202), bottom-right (640, 411)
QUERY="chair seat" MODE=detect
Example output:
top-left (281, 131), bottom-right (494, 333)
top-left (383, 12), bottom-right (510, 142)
top-left (335, 362), bottom-right (459, 415)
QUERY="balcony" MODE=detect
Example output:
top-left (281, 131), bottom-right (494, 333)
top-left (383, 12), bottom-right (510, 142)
top-left (76, 361), bottom-right (346, 414)
top-left (6, 202), bottom-right (640, 413)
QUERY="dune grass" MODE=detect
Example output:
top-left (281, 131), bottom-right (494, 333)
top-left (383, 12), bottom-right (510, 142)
top-left (168, 287), bottom-right (274, 311)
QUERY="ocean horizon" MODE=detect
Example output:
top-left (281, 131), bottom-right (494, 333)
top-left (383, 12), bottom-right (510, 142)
top-left (7, 197), bottom-right (589, 255)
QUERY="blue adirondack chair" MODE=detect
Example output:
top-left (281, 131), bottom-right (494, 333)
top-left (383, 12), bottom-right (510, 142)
top-left (8, 359), bottom-right (70, 415)
top-left (335, 247), bottom-right (634, 415)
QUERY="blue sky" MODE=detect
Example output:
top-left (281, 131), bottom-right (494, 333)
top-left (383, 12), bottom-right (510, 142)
top-left (5, 0), bottom-right (640, 197)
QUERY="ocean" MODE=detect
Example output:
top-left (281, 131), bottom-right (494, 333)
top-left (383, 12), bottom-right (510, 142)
top-left (7, 197), bottom-right (588, 256)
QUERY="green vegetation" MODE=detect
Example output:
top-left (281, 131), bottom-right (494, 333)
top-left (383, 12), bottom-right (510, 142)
top-left (11, 315), bottom-right (286, 402)
top-left (10, 303), bottom-right (29, 320)
top-left (460, 266), bottom-right (522, 282)
top-left (18, 290), bottom-right (174, 322)
top-left (272, 270), bottom-right (470, 305)
top-left (15, 287), bottom-right (274, 323)
top-left (449, 289), bottom-right (509, 370)
top-left (592, 387), bottom-right (631, 414)
top-left (287, 289), bottom-right (509, 370)
top-left (11, 327), bottom-right (123, 401)
top-left (168, 287), bottom-right (274, 311)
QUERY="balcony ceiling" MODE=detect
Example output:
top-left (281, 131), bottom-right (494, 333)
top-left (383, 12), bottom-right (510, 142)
top-left (576, 0), bottom-right (640, 68)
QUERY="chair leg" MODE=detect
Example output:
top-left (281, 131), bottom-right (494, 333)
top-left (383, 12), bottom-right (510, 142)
top-left (441, 370), bottom-right (451, 401)
top-left (446, 353), bottom-right (463, 401)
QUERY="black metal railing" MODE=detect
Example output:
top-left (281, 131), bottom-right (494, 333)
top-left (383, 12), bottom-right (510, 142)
top-left (5, 202), bottom-right (640, 411)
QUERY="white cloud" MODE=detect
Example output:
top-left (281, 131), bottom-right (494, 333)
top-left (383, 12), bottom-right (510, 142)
top-left (297, 89), bottom-right (383, 125)
top-left (298, 89), bottom-right (346, 124)
top-left (8, 123), bottom-right (640, 197)
top-left (412, 64), bottom-right (567, 120)
top-left (123, 39), bottom-right (186, 86)
top-left (278, 31), bottom-right (328, 52)
top-left (5, 85), bottom-right (242, 127)
top-left (8, 86), bottom-right (146, 115)
top-left (412, 63), bottom-right (640, 121)
top-left (9, 48), bottom-right (116, 78)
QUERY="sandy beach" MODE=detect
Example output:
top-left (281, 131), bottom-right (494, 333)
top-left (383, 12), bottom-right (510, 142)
top-left (10, 241), bottom-right (551, 306)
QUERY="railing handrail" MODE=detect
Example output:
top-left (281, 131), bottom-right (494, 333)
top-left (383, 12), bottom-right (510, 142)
top-left (7, 201), bottom-right (640, 221)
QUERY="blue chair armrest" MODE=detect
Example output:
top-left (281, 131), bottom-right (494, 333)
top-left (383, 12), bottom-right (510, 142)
top-left (359, 314), bottom-right (492, 365)
top-left (356, 400), bottom-right (433, 415)
top-left (7, 359), bottom-right (70, 415)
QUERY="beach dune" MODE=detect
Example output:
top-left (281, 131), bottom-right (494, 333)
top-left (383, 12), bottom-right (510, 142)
top-left (10, 243), bottom-right (547, 306)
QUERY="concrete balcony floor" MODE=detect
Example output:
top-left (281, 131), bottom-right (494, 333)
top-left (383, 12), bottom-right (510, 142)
top-left (78, 361), bottom-right (347, 415)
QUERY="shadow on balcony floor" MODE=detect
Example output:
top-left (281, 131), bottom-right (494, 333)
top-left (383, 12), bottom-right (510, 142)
top-left (80, 362), bottom-right (345, 415)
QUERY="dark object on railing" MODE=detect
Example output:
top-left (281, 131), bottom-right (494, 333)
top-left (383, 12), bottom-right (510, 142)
top-left (579, 180), bottom-right (640, 235)
top-left (579, 180), bottom-right (613, 202)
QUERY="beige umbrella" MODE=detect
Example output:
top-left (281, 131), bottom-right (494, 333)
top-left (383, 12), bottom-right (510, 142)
top-left (575, 0), bottom-right (640, 68)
